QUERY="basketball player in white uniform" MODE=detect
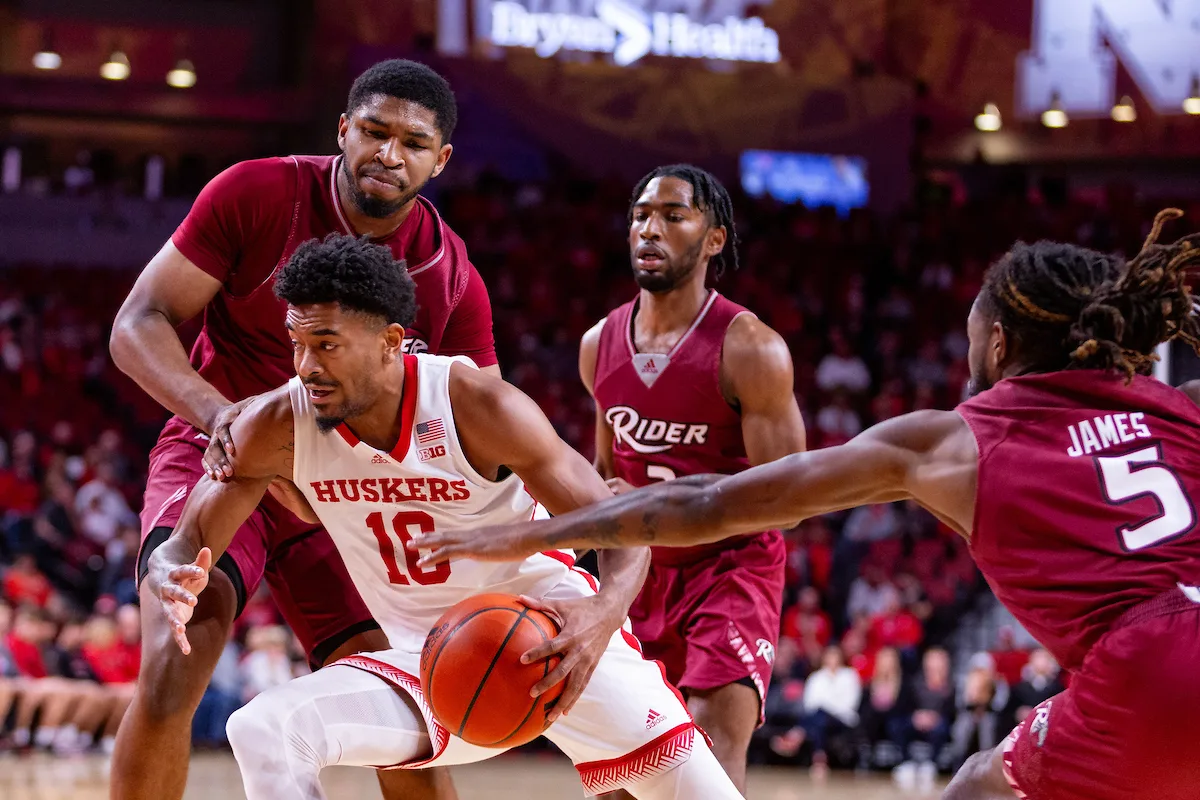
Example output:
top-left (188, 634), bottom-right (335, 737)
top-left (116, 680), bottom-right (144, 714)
top-left (145, 234), bottom-right (742, 800)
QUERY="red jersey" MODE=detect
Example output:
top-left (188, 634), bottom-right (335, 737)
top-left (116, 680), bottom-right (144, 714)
top-left (958, 370), bottom-right (1200, 672)
top-left (161, 155), bottom-right (495, 441)
top-left (594, 290), bottom-right (775, 564)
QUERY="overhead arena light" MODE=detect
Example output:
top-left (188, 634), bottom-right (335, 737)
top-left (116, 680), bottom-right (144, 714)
top-left (1185, 75), bottom-right (1200, 116)
top-left (1042, 92), bottom-right (1068, 128)
top-left (1111, 96), bottom-right (1136, 123)
top-left (101, 49), bottom-right (130, 81)
top-left (33, 31), bottom-right (61, 70)
top-left (974, 103), bottom-right (1002, 132)
top-left (166, 59), bottom-right (196, 89)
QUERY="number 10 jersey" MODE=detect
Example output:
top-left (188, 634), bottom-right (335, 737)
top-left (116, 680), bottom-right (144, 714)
top-left (288, 353), bottom-right (572, 652)
top-left (958, 369), bottom-right (1200, 673)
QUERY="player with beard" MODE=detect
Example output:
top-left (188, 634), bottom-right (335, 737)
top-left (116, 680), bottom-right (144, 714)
top-left (110, 60), bottom-right (494, 800)
top-left (575, 165), bottom-right (806, 794)
top-left (416, 210), bottom-right (1200, 800)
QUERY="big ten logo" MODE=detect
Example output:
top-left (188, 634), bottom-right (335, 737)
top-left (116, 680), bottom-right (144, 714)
top-left (419, 444), bottom-right (447, 463)
top-left (1019, 0), bottom-right (1200, 117)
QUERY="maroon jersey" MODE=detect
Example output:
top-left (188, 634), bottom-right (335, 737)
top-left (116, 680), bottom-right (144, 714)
top-left (594, 290), bottom-right (771, 564)
top-left (161, 155), bottom-right (495, 444)
top-left (958, 370), bottom-right (1200, 672)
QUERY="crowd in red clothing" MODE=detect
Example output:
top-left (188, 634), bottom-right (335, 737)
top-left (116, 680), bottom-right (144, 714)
top-left (1, 168), bottom-right (1186, 763)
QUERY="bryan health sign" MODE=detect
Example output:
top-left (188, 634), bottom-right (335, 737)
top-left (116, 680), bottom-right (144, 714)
top-left (1019, 0), bottom-right (1200, 116)
top-left (437, 0), bottom-right (780, 66)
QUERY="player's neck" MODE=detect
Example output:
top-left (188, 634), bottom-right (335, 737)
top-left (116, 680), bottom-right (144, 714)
top-left (335, 168), bottom-right (417, 240)
top-left (635, 280), bottom-right (710, 340)
top-left (341, 368), bottom-right (408, 453)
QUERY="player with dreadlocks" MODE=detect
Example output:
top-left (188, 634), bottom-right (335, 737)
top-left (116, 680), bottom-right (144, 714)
top-left (416, 210), bottom-right (1200, 800)
top-left (575, 164), bottom-right (806, 795)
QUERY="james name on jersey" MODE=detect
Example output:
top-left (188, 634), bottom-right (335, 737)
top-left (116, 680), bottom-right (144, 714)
top-left (308, 476), bottom-right (471, 504)
top-left (606, 405), bottom-right (711, 455)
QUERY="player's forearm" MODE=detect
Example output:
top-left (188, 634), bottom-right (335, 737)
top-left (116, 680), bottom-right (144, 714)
top-left (594, 546), bottom-right (650, 620)
top-left (110, 308), bottom-right (230, 433)
top-left (161, 476), bottom-right (272, 565)
top-left (535, 474), bottom-right (752, 550)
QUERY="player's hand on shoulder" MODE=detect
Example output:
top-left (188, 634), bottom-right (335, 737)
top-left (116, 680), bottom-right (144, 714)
top-left (204, 397), bottom-right (255, 481)
top-left (516, 593), bottom-right (622, 722)
top-left (410, 523), bottom-right (545, 565)
top-left (146, 546), bottom-right (214, 656)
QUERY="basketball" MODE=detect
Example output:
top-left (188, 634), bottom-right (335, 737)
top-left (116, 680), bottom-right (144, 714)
top-left (419, 593), bottom-right (565, 748)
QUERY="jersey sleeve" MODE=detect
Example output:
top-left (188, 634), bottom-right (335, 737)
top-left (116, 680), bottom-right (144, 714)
top-left (171, 158), bottom-right (294, 283)
top-left (439, 264), bottom-right (498, 368)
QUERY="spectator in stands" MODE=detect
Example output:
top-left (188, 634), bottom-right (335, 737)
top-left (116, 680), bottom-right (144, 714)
top-left (855, 646), bottom-right (905, 770)
top-left (800, 646), bottom-right (862, 776)
top-left (758, 639), bottom-right (807, 764)
top-left (989, 626), bottom-right (1031, 687)
top-left (0, 601), bottom-right (16, 733)
top-left (841, 626), bottom-right (875, 683)
top-left (3, 553), bottom-right (53, 608)
top-left (814, 391), bottom-right (863, 447)
top-left (843, 503), bottom-right (900, 544)
top-left (847, 563), bottom-right (899, 622)
top-left (241, 625), bottom-right (294, 701)
top-left (815, 329), bottom-right (871, 394)
top-left (193, 639), bottom-right (244, 748)
top-left (892, 647), bottom-right (954, 772)
top-left (869, 595), bottom-right (924, 660)
top-left (1010, 648), bottom-right (1064, 726)
top-left (950, 654), bottom-right (1007, 768)
top-left (782, 586), bottom-right (831, 670)
top-left (74, 460), bottom-right (135, 547)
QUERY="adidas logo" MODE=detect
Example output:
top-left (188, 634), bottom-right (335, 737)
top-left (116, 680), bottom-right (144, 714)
top-left (645, 709), bottom-right (665, 730)
top-left (641, 359), bottom-right (658, 374)
top-left (371, 454), bottom-right (388, 464)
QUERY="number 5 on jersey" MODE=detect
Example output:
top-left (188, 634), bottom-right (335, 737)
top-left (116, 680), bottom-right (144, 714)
top-left (1097, 445), bottom-right (1197, 552)
top-left (366, 511), bottom-right (452, 585)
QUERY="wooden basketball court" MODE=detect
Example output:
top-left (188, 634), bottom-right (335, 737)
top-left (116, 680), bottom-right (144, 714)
top-left (0, 752), bottom-right (944, 799)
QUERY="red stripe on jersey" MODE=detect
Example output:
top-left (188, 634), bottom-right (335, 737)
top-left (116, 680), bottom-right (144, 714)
top-left (390, 355), bottom-right (420, 462)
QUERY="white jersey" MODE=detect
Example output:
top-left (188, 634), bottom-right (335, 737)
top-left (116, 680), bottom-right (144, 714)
top-left (289, 354), bottom-right (574, 651)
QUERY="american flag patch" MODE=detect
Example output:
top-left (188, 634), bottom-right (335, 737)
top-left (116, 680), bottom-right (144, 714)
top-left (415, 418), bottom-right (446, 444)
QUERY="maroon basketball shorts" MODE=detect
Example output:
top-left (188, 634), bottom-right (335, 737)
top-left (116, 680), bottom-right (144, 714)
top-left (626, 532), bottom-right (786, 721)
top-left (137, 429), bottom-right (378, 663)
top-left (1003, 586), bottom-right (1200, 800)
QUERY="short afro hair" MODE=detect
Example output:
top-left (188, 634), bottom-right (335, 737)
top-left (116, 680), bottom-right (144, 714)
top-left (347, 59), bottom-right (458, 143)
top-left (275, 233), bottom-right (417, 328)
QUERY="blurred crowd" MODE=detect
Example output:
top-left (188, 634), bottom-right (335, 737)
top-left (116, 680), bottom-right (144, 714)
top-left (0, 165), bottom-right (1191, 763)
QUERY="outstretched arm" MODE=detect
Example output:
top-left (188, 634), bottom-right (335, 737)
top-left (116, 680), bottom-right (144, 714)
top-left (416, 409), bottom-right (976, 562)
top-left (146, 387), bottom-right (296, 653)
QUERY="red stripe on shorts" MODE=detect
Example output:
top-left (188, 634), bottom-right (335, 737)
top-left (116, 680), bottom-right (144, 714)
top-left (575, 722), bottom-right (696, 795)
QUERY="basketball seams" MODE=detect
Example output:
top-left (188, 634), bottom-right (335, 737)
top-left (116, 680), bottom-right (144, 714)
top-left (457, 606), bottom-right (532, 738)
top-left (424, 605), bottom-right (521, 724)
top-left (492, 615), bottom-right (556, 747)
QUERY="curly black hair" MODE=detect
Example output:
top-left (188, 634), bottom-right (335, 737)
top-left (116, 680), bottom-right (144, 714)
top-left (275, 233), bottom-right (417, 328)
top-left (980, 209), bottom-right (1200, 381)
top-left (628, 164), bottom-right (739, 279)
top-left (347, 59), bottom-right (458, 142)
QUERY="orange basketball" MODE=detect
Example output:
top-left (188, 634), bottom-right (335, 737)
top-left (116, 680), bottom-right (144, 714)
top-left (419, 593), bottom-right (565, 748)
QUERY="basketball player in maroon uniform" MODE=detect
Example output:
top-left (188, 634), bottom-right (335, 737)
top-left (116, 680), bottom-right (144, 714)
top-left (417, 210), bottom-right (1200, 800)
top-left (109, 61), bottom-right (491, 800)
top-left (580, 165), bottom-right (805, 793)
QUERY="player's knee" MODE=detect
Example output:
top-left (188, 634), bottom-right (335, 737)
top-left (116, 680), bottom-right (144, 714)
top-left (228, 689), bottom-right (325, 769)
top-left (226, 697), bottom-right (285, 757)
